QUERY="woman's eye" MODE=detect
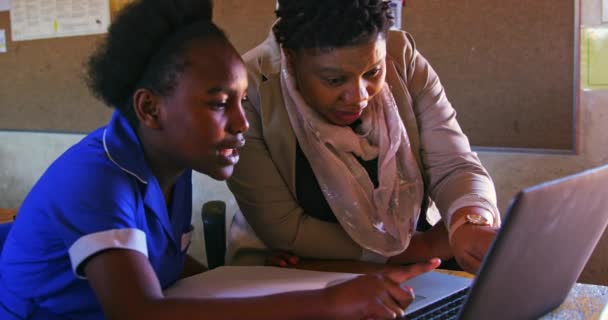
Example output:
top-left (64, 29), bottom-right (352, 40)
top-left (324, 77), bottom-right (345, 86)
top-left (241, 95), bottom-right (249, 102)
top-left (365, 68), bottom-right (381, 78)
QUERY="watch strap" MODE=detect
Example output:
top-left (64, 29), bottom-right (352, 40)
top-left (448, 212), bottom-right (492, 245)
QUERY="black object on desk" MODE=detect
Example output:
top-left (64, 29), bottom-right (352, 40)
top-left (202, 201), bottom-right (226, 269)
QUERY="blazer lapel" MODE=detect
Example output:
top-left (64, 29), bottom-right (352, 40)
top-left (258, 73), bottom-right (298, 197)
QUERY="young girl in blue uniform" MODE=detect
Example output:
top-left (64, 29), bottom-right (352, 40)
top-left (0, 0), bottom-right (439, 319)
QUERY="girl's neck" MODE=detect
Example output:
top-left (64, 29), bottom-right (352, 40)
top-left (137, 129), bottom-right (184, 202)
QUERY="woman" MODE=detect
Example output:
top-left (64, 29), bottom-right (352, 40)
top-left (227, 0), bottom-right (501, 273)
top-left (0, 0), bottom-right (439, 319)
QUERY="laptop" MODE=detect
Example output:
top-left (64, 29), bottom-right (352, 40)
top-left (402, 164), bottom-right (608, 319)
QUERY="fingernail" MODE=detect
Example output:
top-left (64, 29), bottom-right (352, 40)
top-left (400, 308), bottom-right (406, 317)
top-left (406, 286), bottom-right (415, 299)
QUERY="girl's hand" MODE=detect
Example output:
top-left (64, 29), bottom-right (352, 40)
top-left (325, 258), bottom-right (441, 319)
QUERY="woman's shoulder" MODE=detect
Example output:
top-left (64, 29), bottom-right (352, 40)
top-left (241, 31), bottom-right (283, 115)
top-left (386, 30), bottom-right (417, 71)
top-left (242, 31), bottom-right (282, 87)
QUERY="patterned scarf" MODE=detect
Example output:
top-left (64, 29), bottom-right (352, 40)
top-left (280, 52), bottom-right (424, 256)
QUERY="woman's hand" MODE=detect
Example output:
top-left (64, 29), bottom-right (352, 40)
top-left (450, 225), bottom-right (497, 274)
top-left (265, 250), bottom-right (300, 267)
top-left (448, 207), bottom-right (499, 274)
top-left (324, 258), bottom-right (441, 319)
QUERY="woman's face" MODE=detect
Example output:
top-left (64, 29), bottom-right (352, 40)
top-left (154, 39), bottom-right (249, 181)
top-left (287, 34), bottom-right (387, 126)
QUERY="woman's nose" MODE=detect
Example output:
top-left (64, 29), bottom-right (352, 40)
top-left (341, 81), bottom-right (369, 107)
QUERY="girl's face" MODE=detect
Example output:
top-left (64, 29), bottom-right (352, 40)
top-left (286, 34), bottom-right (387, 126)
top-left (153, 39), bottom-right (249, 181)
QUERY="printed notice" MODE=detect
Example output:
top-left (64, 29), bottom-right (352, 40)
top-left (0, 29), bottom-right (6, 53)
top-left (581, 27), bottom-right (608, 90)
top-left (10, 0), bottom-right (110, 41)
top-left (388, 0), bottom-right (402, 30)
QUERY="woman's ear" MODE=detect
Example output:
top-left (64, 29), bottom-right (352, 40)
top-left (132, 88), bottom-right (162, 129)
top-left (284, 48), bottom-right (298, 76)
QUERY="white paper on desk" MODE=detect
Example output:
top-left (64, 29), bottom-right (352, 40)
top-left (165, 266), bottom-right (360, 298)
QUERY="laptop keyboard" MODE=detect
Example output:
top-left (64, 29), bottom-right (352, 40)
top-left (405, 287), bottom-right (469, 320)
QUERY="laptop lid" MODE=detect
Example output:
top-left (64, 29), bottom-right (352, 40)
top-left (457, 164), bottom-right (608, 319)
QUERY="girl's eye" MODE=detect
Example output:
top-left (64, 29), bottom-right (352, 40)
top-left (209, 102), bottom-right (227, 110)
top-left (241, 95), bottom-right (249, 102)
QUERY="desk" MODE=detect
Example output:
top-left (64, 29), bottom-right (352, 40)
top-left (543, 283), bottom-right (608, 319)
top-left (230, 260), bottom-right (608, 319)
top-left (0, 208), bottom-right (16, 223)
top-left (168, 266), bottom-right (608, 319)
top-left (440, 270), bottom-right (608, 319)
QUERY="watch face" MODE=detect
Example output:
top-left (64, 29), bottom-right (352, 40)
top-left (466, 214), bottom-right (489, 225)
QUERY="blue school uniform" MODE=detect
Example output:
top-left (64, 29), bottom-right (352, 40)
top-left (0, 111), bottom-right (193, 319)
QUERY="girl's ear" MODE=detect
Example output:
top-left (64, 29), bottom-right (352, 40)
top-left (132, 88), bottom-right (162, 129)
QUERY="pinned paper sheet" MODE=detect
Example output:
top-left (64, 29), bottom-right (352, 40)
top-left (10, 0), bottom-right (110, 41)
top-left (581, 27), bottom-right (608, 90)
top-left (603, 0), bottom-right (608, 23)
top-left (388, 0), bottom-right (403, 30)
top-left (0, 29), bottom-right (6, 53)
top-left (0, 0), bottom-right (8, 12)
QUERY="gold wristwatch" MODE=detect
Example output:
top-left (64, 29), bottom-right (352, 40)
top-left (448, 213), bottom-right (492, 244)
top-left (464, 213), bottom-right (490, 225)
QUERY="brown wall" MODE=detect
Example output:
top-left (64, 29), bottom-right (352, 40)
top-left (0, 0), bottom-right (579, 151)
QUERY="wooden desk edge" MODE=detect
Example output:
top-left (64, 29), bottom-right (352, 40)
top-left (0, 208), bottom-right (17, 223)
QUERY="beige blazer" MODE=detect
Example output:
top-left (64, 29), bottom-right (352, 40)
top-left (226, 30), bottom-right (499, 262)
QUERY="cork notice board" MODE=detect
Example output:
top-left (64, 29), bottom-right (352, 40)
top-left (0, 0), bottom-right (275, 134)
top-left (0, 0), bottom-right (579, 151)
top-left (402, 0), bottom-right (579, 151)
top-left (0, 10), bottom-right (112, 133)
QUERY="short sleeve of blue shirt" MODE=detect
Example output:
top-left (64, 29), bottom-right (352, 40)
top-left (0, 112), bottom-right (193, 319)
top-left (51, 154), bottom-right (148, 277)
